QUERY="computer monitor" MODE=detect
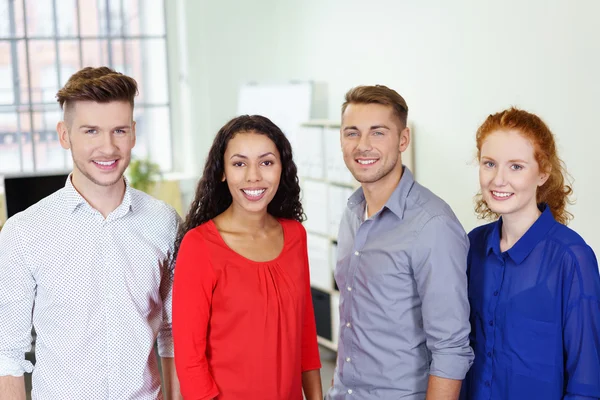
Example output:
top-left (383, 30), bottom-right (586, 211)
top-left (3, 173), bottom-right (70, 218)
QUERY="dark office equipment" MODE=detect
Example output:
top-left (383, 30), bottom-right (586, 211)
top-left (4, 173), bottom-right (69, 218)
top-left (311, 287), bottom-right (332, 341)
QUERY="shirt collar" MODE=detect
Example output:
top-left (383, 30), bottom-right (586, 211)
top-left (63, 174), bottom-right (134, 218)
top-left (486, 204), bottom-right (556, 264)
top-left (347, 165), bottom-right (415, 220)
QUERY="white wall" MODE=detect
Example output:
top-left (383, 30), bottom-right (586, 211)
top-left (177, 0), bottom-right (600, 252)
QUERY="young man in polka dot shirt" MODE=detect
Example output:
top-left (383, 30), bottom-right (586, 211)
top-left (0, 67), bottom-right (183, 400)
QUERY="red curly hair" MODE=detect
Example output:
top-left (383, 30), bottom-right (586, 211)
top-left (474, 107), bottom-right (573, 225)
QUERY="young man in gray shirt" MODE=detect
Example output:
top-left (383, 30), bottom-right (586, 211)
top-left (326, 85), bottom-right (473, 400)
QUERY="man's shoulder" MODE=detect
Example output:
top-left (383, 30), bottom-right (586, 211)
top-left (407, 181), bottom-right (461, 223)
top-left (129, 188), bottom-right (180, 223)
top-left (4, 188), bottom-right (67, 229)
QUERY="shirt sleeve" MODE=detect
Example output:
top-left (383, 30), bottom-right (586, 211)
top-left (299, 225), bottom-right (322, 372)
top-left (562, 244), bottom-right (600, 399)
top-left (156, 210), bottom-right (181, 358)
top-left (172, 230), bottom-right (219, 400)
top-left (411, 215), bottom-right (474, 380)
top-left (0, 218), bottom-right (35, 376)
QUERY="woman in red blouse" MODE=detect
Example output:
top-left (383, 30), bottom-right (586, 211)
top-left (172, 115), bottom-right (322, 400)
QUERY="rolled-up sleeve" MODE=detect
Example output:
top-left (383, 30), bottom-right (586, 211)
top-left (411, 215), bottom-right (474, 380)
top-left (0, 218), bottom-right (35, 376)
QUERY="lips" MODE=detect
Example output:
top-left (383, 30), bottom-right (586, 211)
top-left (241, 188), bottom-right (267, 201)
top-left (93, 159), bottom-right (118, 170)
top-left (491, 190), bottom-right (513, 200)
top-left (355, 158), bottom-right (378, 166)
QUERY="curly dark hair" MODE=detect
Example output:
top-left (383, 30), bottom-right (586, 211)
top-left (174, 115), bottom-right (305, 261)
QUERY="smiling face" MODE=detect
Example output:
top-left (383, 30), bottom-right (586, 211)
top-left (58, 100), bottom-right (136, 191)
top-left (340, 102), bottom-right (409, 188)
top-left (222, 131), bottom-right (282, 215)
top-left (479, 129), bottom-right (549, 220)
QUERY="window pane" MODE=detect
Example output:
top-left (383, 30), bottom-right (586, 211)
top-left (139, 0), bottom-right (165, 35)
top-left (18, 111), bottom-right (34, 172)
top-left (126, 39), bottom-right (168, 104)
top-left (26, 0), bottom-right (55, 37)
top-left (59, 40), bottom-right (82, 78)
top-left (16, 40), bottom-right (30, 104)
top-left (28, 40), bottom-right (58, 103)
top-left (134, 106), bottom-right (171, 171)
top-left (78, 0), bottom-right (101, 37)
top-left (81, 39), bottom-right (109, 67)
top-left (57, 0), bottom-right (78, 37)
top-left (33, 111), bottom-right (66, 171)
top-left (97, 0), bottom-right (124, 37)
top-left (0, 112), bottom-right (21, 173)
top-left (0, 1), bottom-right (10, 38)
top-left (0, 43), bottom-right (14, 105)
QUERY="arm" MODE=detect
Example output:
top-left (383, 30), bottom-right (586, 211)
top-left (172, 231), bottom-right (219, 400)
top-left (302, 369), bottom-right (323, 400)
top-left (0, 219), bottom-right (35, 399)
top-left (411, 216), bottom-right (473, 400)
top-left (562, 245), bottom-right (600, 400)
top-left (0, 376), bottom-right (25, 400)
top-left (157, 214), bottom-right (183, 400)
top-left (426, 375), bottom-right (462, 400)
top-left (160, 357), bottom-right (182, 400)
top-left (300, 225), bottom-right (323, 400)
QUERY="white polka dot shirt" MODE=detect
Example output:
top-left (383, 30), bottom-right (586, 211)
top-left (0, 176), bottom-right (180, 399)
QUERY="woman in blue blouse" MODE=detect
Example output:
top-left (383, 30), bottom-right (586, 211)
top-left (463, 107), bottom-right (600, 400)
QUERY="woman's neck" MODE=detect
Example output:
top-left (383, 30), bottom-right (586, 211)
top-left (499, 204), bottom-right (541, 252)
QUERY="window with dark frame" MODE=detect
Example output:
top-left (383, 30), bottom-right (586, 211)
top-left (0, 0), bottom-right (173, 174)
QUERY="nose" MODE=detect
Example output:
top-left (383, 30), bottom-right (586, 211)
top-left (356, 133), bottom-right (372, 153)
top-left (246, 163), bottom-right (262, 182)
top-left (492, 167), bottom-right (506, 186)
top-left (100, 131), bottom-right (118, 154)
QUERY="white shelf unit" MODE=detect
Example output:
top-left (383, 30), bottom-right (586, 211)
top-left (298, 120), bottom-right (358, 352)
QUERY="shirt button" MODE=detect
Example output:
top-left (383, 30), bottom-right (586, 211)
top-left (346, 322), bottom-right (352, 328)
top-left (347, 286), bottom-right (352, 292)
top-left (348, 389), bottom-right (353, 394)
top-left (485, 381), bottom-right (491, 387)
top-left (493, 290), bottom-right (499, 296)
top-left (345, 357), bottom-right (351, 362)
top-left (487, 351), bottom-right (492, 357)
top-left (488, 320), bottom-right (494, 326)
top-left (354, 251), bottom-right (360, 256)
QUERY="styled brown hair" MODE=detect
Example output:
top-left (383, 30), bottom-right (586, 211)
top-left (56, 66), bottom-right (138, 111)
top-left (341, 85), bottom-right (409, 128)
top-left (475, 107), bottom-right (573, 224)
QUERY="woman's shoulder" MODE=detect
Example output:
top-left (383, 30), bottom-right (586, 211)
top-left (278, 218), bottom-right (306, 238)
top-left (467, 220), bottom-right (497, 246)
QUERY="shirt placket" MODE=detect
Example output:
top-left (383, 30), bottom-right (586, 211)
top-left (342, 216), bottom-right (374, 396)
top-left (99, 218), bottom-right (117, 399)
top-left (482, 254), bottom-right (507, 398)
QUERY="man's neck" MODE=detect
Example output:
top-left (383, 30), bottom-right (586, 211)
top-left (362, 164), bottom-right (403, 218)
top-left (71, 172), bottom-right (126, 218)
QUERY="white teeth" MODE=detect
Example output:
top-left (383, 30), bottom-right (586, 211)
top-left (492, 191), bottom-right (512, 198)
top-left (243, 189), bottom-right (266, 197)
top-left (357, 159), bottom-right (377, 165)
top-left (94, 160), bottom-right (116, 166)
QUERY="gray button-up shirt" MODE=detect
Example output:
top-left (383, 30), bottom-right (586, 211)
top-left (327, 167), bottom-right (474, 399)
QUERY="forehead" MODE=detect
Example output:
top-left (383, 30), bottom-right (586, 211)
top-left (67, 100), bottom-right (133, 124)
top-left (481, 129), bottom-right (536, 158)
top-left (342, 103), bottom-right (399, 127)
top-left (225, 131), bottom-right (279, 155)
